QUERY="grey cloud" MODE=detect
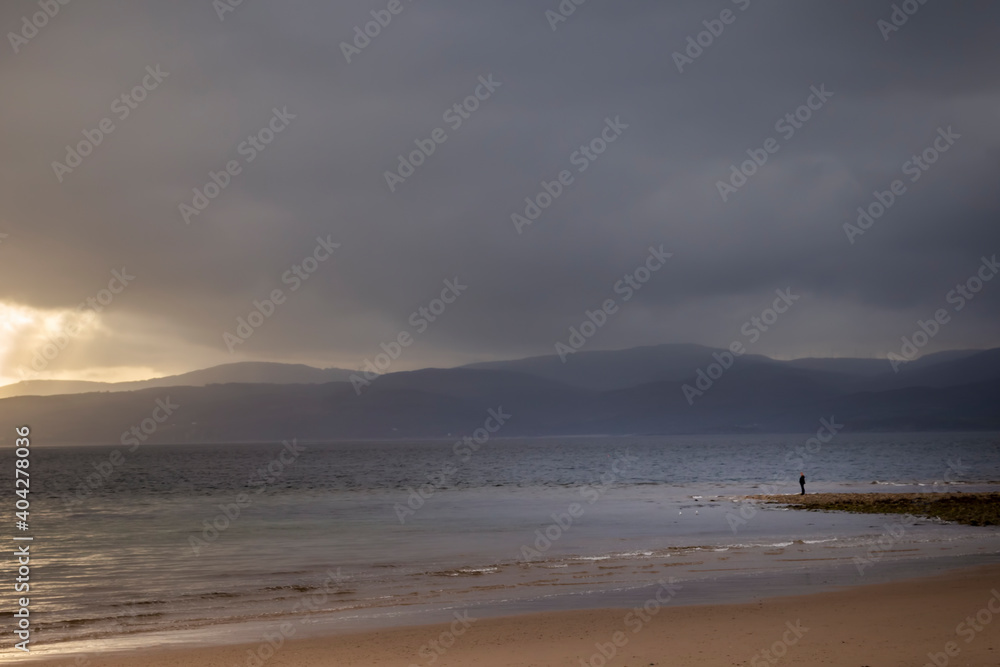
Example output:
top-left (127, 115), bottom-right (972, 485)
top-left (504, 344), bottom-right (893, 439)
top-left (0, 0), bottom-right (998, 379)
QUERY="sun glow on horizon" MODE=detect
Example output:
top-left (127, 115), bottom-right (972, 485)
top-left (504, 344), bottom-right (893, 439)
top-left (0, 300), bottom-right (104, 386)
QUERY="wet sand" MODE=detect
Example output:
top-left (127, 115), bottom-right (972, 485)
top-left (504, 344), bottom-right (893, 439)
top-left (21, 563), bottom-right (1000, 667)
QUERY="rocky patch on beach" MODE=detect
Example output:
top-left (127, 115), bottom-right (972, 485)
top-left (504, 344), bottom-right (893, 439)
top-left (749, 492), bottom-right (1000, 527)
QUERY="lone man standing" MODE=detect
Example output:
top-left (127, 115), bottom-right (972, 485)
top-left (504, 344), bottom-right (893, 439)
top-left (799, 472), bottom-right (806, 495)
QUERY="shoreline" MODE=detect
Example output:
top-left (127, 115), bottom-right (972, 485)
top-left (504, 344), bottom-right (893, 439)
top-left (16, 562), bottom-right (1000, 666)
top-left (13, 488), bottom-right (1000, 663)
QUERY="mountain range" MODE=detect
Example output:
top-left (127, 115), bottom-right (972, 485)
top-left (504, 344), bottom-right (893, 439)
top-left (0, 362), bottom-right (355, 399)
top-left (1, 346), bottom-right (997, 445)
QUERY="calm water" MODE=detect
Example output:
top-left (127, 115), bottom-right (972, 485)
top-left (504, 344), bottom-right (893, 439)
top-left (3, 432), bottom-right (1000, 659)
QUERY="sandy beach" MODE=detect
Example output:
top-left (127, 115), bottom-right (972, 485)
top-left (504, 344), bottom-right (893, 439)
top-left (22, 563), bottom-right (1000, 667)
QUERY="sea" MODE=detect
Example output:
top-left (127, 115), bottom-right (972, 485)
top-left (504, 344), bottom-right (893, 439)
top-left (3, 431), bottom-right (1000, 660)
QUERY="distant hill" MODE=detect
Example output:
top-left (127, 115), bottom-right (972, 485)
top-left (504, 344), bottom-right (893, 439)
top-left (465, 345), bottom-right (989, 391)
top-left (784, 357), bottom-right (896, 377)
top-left (2, 347), bottom-right (998, 445)
top-left (463, 344), bottom-right (780, 390)
top-left (875, 348), bottom-right (1000, 390)
top-left (0, 362), bottom-right (356, 399)
top-left (785, 349), bottom-right (982, 378)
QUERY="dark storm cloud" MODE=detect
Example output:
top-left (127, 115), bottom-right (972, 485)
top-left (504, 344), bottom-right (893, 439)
top-left (0, 0), bottom-right (998, 376)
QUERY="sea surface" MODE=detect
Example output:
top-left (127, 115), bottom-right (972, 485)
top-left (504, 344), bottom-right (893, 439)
top-left (3, 432), bottom-right (1000, 659)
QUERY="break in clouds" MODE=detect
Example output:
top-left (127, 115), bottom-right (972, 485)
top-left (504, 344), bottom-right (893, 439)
top-left (1, 0), bottom-right (999, 382)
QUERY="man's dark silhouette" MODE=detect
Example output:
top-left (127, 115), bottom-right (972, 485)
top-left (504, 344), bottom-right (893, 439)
top-left (799, 473), bottom-right (806, 495)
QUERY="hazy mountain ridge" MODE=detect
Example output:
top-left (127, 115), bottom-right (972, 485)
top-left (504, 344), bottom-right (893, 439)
top-left (0, 362), bottom-right (356, 399)
top-left (464, 343), bottom-right (780, 390)
top-left (1, 346), bottom-right (998, 444)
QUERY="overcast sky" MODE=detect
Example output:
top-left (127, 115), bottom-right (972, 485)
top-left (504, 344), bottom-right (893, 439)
top-left (0, 0), bottom-right (998, 384)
